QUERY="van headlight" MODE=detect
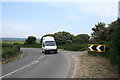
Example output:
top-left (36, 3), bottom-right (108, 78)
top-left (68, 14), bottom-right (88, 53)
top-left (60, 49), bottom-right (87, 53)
top-left (45, 48), bottom-right (50, 50)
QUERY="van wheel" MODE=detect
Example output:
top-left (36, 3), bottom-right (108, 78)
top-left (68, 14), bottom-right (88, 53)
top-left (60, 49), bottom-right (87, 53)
top-left (42, 50), bottom-right (44, 53)
top-left (55, 51), bottom-right (57, 54)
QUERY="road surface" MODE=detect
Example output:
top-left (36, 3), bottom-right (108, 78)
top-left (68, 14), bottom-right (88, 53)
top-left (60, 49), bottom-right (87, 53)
top-left (1, 48), bottom-right (71, 79)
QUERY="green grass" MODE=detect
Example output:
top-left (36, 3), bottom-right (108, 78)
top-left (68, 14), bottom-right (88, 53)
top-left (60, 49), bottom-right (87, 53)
top-left (2, 40), bottom-right (25, 44)
top-left (58, 43), bottom-right (88, 51)
top-left (2, 43), bottom-right (20, 59)
top-left (2, 40), bottom-right (88, 51)
top-left (21, 43), bottom-right (41, 48)
top-left (36, 41), bottom-right (40, 43)
top-left (2, 40), bottom-right (41, 48)
top-left (2, 40), bottom-right (40, 45)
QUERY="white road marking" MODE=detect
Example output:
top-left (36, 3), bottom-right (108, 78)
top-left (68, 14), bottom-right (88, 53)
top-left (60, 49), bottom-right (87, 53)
top-left (72, 56), bottom-right (74, 59)
top-left (1, 54), bottom-right (45, 79)
top-left (39, 54), bottom-right (44, 59)
top-left (72, 57), bottom-right (78, 78)
top-left (45, 55), bottom-right (53, 56)
top-left (75, 58), bottom-right (77, 61)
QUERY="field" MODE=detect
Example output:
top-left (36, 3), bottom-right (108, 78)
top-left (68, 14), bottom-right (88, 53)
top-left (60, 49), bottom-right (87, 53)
top-left (2, 40), bottom-right (88, 51)
top-left (2, 40), bottom-right (40, 44)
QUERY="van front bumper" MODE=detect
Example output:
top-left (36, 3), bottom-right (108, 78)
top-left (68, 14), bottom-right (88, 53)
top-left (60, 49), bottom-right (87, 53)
top-left (45, 49), bottom-right (57, 53)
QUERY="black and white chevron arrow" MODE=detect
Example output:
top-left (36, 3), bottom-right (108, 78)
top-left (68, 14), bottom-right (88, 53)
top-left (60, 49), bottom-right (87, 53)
top-left (88, 44), bottom-right (105, 52)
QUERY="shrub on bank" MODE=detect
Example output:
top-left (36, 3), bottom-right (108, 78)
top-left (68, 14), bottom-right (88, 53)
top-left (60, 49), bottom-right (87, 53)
top-left (2, 43), bottom-right (20, 59)
top-left (21, 43), bottom-right (41, 48)
top-left (58, 43), bottom-right (88, 51)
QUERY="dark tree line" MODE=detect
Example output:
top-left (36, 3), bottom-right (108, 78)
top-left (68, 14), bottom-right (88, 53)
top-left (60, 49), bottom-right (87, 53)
top-left (40, 31), bottom-right (90, 45)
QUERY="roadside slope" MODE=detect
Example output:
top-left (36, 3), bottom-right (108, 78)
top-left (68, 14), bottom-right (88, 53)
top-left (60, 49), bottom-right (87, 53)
top-left (76, 54), bottom-right (118, 78)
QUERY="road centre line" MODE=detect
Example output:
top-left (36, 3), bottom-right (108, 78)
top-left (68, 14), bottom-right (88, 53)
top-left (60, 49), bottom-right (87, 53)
top-left (1, 54), bottom-right (45, 79)
top-left (39, 54), bottom-right (45, 59)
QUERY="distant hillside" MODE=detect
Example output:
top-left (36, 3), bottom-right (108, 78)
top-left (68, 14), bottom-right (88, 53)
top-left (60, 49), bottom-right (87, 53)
top-left (0, 38), bottom-right (40, 41)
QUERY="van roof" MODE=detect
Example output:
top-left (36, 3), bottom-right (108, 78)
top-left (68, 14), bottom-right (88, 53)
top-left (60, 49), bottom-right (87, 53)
top-left (43, 36), bottom-right (55, 41)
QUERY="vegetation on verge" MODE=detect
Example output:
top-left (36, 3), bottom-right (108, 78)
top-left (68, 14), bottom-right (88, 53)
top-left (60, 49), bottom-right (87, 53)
top-left (22, 36), bottom-right (41, 48)
top-left (2, 32), bottom-right (90, 61)
top-left (2, 43), bottom-right (20, 61)
top-left (88, 18), bottom-right (120, 77)
top-left (41, 31), bottom-right (90, 51)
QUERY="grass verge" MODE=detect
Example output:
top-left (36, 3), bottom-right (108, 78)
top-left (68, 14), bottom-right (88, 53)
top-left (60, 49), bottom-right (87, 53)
top-left (58, 43), bottom-right (88, 51)
top-left (2, 52), bottom-right (23, 64)
top-left (76, 54), bottom-right (118, 78)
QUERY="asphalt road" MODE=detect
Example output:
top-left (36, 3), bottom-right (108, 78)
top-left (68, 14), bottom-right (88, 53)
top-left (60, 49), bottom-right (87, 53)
top-left (1, 48), bottom-right (71, 78)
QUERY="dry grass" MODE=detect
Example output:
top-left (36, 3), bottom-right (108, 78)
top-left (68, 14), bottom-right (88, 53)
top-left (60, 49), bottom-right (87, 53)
top-left (76, 54), bottom-right (118, 78)
top-left (2, 52), bottom-right (23, 64)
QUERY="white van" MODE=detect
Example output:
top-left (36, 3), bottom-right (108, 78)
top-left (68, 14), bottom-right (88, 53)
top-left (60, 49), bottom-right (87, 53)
top-left (42, 36), bottom-right (57, 54)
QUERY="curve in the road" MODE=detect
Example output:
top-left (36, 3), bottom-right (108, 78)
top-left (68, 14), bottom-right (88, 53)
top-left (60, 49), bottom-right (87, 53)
top-left (2, 48), bottom-right (71, 78)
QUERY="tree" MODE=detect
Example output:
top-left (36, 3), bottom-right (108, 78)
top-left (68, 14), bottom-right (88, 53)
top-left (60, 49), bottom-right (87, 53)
top-left (91, 22), bottom-right (106, 42)
top-left (41, 31), bottom-right (75, 45)
top-left (91, 22), bottom-right (106, 38)
top-left (54, 31), bottom-right (74, 45)
top-left (25, 36), bottom-right (36, 44)
top-left (110, 18), bottom-right (120, 68)
top-left (75, 34), bottom-right (90, 43)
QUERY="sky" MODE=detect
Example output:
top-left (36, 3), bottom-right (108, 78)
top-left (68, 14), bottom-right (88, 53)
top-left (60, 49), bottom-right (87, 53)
top-left (2, 0), bottom-right (119, 38)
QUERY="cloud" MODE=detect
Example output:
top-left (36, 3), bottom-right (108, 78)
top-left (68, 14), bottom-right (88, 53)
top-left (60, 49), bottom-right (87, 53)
top-left (2, 20), bottom-right (73, 38)
top-left (45, 2), bottom-right (118, 18)
top-left (79, 2), bottom-right (118, 18)
top-left (3, 21), bottom-right (33, 31)
top-left (2, 21), bottom-right (34, 38)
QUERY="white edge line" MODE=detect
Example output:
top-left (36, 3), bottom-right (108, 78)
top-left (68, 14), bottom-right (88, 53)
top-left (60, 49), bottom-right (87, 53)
top-left (1, 54), bottom-right (45, 79)
top-left (39, 54), bottom-right (44, 59)
top-left (0, 61), bottom-right (39, 79)
top-left (71, 57), bottom-right (78, 78)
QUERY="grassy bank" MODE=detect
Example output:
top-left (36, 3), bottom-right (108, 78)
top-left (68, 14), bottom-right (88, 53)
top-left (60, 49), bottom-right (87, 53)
top-left (21, 43), bottom-right (41, 48)
top-left (76, 54), bottom-right (118, 78)
top-left (58, 43), bottom-right (88, 51)
top-left (2, 40), bottom-right (25, 44)
top-left (2, 43), bottom-right (21, 61)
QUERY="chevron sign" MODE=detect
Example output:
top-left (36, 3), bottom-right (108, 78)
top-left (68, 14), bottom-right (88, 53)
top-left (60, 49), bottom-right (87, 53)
top-left (88, 44), bottom-right (105, 52)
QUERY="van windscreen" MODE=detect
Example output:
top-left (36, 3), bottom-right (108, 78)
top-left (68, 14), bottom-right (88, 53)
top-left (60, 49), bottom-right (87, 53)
top-left (45, 41), bottom-right (56, 46)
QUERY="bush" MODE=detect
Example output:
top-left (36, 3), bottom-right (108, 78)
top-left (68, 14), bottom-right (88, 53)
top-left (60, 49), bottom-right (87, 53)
top-left (76, 34), bottom-right (90, 43)
top-left (2, 43), bottom-right (20, 59)
top-left (89, 18), bottom-right (120, 76)
top-left (13, 43), bottom-right (19, 45)
top-left (109, 18), bottom-right (120, 67)
top-left (2, 43), bottom-right (13, 47)
top-left (41, 31), bottom-right (75, 45)
top-left (24, 36), bottom-right (36, 45)
top-left (21, 43), bottom-right (41, 48)
top-left (54, 31), bottom-right (74, 45)
top-left (58, 43), bottom-right (88, 51)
